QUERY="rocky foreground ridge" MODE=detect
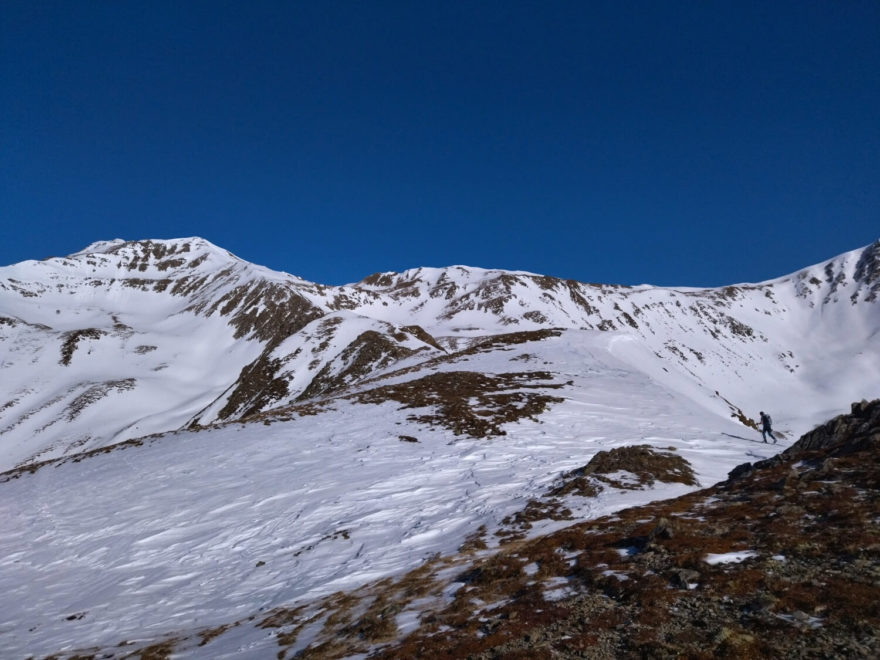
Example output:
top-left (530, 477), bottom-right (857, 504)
top-left (251, 400), bottom-right (879, 659)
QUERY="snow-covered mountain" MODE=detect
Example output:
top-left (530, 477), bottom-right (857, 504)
top-left (1, 238), bottom-right (877, 472)
top-left (0, 238), bottom-right (878, 658)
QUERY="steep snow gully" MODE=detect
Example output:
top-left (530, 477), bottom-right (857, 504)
top-left (0, 238), bottom-right (877, 657)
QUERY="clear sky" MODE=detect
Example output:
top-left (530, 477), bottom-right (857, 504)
top-left (2, 1), bottom-right (878, 286)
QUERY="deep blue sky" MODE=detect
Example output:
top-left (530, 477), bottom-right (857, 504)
top-left (2, 2), bottom-right (878, 286)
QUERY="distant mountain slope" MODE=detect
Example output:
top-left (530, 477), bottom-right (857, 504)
top-left (344, 242), bottom-right (880, 429)
top-left (0, 238), bottom-right (438, 468)
top-left (1, 237), bottom-right (878, 471)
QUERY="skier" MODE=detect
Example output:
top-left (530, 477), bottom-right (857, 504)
top-left (759, 411), bottom-right (776, 444)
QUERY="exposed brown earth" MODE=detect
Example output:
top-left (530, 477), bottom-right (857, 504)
top-left (496, 445), bottom-right (698, 544)
top-left (65, 379), bottom-right (136, 421)
top-left (550, 444), bottom-right (698, 500)
top-left (298, 330), bottom-right (423, 401)
top-left (215, 351), bottom-right (291, 420)
top-left (400, 325), bottom-right (444, 351)
top-left (352, 370), bottom-right (566, 438)
top-left (59, 328), bottom-right (107, 366)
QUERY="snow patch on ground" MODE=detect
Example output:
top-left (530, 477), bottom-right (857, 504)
top-left (704, 551), bottom-right (758, 565)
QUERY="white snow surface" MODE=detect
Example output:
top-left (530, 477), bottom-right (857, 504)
top-left (704, 551), bottom-right (759, 565)
top-left (0, 237), bottom-right (878, 656)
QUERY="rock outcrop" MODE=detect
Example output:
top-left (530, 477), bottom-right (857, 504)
top-left (729, 398), bottom-right (880, 480)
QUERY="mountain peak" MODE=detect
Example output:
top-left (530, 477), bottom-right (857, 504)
top-left (68, 237), bottom-right (237, 271)
top-left (853, 239), bottom-right (880, 299)
top-left (786, 238), bottom-right (880, 305)
top-left (71, 238), bottom-right (128, 255)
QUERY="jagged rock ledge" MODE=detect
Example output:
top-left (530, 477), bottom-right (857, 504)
top-left (728, 398), bottom-right (880, 480)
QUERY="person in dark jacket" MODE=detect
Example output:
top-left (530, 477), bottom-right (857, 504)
top-left (759, 411), bottom-right (776, 444)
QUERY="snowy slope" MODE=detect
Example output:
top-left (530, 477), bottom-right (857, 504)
top-left (343, 244), bottom-right (880, 431)
top-left (0, 330), bottom-right (770, 658)
top-left (0, 238), bottom-right (878, 656)
top-left (2, 238), bottom-right (878, 472)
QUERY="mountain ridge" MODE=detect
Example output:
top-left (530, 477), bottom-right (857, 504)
top-left (1, 237), bottom-right (878, 471)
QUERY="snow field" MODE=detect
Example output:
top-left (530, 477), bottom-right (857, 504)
top-left (0, 330), bottom-right (779, 657)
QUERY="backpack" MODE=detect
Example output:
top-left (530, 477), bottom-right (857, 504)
top-left (764, 413), bottom-right (772, 426)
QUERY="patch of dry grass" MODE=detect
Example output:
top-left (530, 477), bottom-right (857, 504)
top-left (353, 370), bottom-right (565, 438)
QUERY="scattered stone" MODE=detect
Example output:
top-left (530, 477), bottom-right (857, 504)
top-left (668, 568), bottom-right (700, 589)
top-left (650, 517), bottom-right (675, 541)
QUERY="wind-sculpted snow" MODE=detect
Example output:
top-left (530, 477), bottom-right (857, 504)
top-left (0, 330), bottom-right (763, 657)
